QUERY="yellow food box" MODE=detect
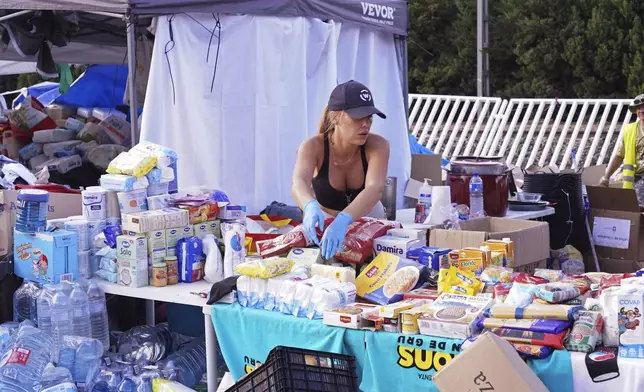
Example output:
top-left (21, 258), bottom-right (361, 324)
top-left (448, 248), bottom-right (487, 274)
top-left (482, 239), bottom-right (515, 267)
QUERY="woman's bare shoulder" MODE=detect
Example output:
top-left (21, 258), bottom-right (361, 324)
top-left (365, 133), bottom-right (390, 151)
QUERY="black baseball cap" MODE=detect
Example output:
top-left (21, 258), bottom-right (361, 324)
top-left (328, 80), bottom-right (386, 119)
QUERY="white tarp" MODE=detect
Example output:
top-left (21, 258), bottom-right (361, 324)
top-left (0, 60), bottom-right (37, 75)
top-left (141, 13), bottom-right (410, 213)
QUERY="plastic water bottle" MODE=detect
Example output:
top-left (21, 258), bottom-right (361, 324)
top-left (137, 376), bottom-right (153, 392)
top-left (162, 337), bottom-right (207, 388)
top-left (37, 284), bottom-right (55, 337)
top-left (87, 280), bottom-right (110, 352)
top-left (107, 370), bottom-right (123, 392)
top-left (117, 377), bottom-right (137, 392)
top-left (419, 178), bottom-right (432, 212)
top-left (70, 284), bottom-right (91, 338)
top-left (0, 324), bottom-right (54, 392)
top-left (469, 172), bottom-right (485, 218)
top-left (15, 189), bottom-right (49, 233)
top-left (51, 287), bottom-right (73, 360)
top-left (13, 282), bottom-right (41, 326)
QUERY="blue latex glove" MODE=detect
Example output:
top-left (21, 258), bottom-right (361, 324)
top-left (302, 200), bottom-right (326, 245)
top-left (321, 212), bottom-right (354, 260)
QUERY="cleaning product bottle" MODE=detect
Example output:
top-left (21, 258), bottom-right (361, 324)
top-left (415, 178), bottom-right (432, 223)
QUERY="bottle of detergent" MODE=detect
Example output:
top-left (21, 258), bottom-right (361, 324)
top-left (415, 178), bottom-right (432, 223)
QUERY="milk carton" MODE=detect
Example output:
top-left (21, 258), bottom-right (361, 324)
top-left (116, 234), bottom-right (148, 287)
top-left (618, 286), bottom-right (644, 358)
top-left (166, 226), bottom-right (194, 256)
top-left (373, 236), bottom-right (423, 257)
top-left (208, 220), bottom-right (221, 238)
top-left (193, 223), bottom-right (211, 239)
top-left (117, 235), bottom-right (148, 261)
top-left (146, 230), bottom-right (167, 265)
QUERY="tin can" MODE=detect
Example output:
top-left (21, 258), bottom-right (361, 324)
top-left (151, 262), bottom-right (168, 287)
top-left (164, 256), bottom-right (179, 285)
top-left (414, 202), bottom-right (426, 223)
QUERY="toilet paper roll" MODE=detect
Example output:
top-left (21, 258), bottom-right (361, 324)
top-left (425, 186), bottom-right (452, 225)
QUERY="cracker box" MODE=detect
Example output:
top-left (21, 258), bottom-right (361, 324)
top-left (117, 235), bottom-right (148, 261)
top-left (448, 248), bottom-right (488, 275)
top-left (323, 303), bottom-right (379, 329)
top-left (13, 229), bottom-right (79, 284)
top-left (387, 228), bottom-right (426, 241)
top-left (403, 288), bottom-right (439, 301)
top-left (373, 236), bottom-right (423, 257)
top-left (401, 304), bottom-right (434, 335)
top-left (618, 286), bottom-right (644, 358)
top-left (418, 293), bottom-right (493, 339)
top-left (379, 299), bottom-right (427, 318)
top-left (166, 226), bottom-right (194, 257)
top-left (355, 252), bottom-right (428, 305)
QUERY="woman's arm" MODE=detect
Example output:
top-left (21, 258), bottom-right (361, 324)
top-left (291, 137), bottom-right (321, 209)
top-left (343, 135), bottom-right (390, 219)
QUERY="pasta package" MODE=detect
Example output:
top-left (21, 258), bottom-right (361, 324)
top-left (355, 252), bottom-right (428, 305)
top-left (512, 343), bottom-right (553, 359)
top-left (484, 303), bottom-right (583, 321)
top-left (533, 283), bottom-right (581, 304)
top-left (480, 266), bottom-right (513, 284)
top-left (483, 327), bottom-right (568, 349)
top-left (234, 257), bottom-right (294, 279)
top-left (477, 318), bottom-right (573, 334)
top-left (438, 267), bottom-right (483, 296)
top-left (564, 310), bottom-right (603, 353)
top-left (534, 268), bottom-right (564, 282)
top-left (330, 218), bottom-right (399, 264)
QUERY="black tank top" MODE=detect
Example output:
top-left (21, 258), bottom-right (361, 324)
top-left (312, 136), bottom-right (369, 211)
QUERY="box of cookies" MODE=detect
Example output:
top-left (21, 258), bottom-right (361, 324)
top-left (417, 293), bottom-right (493, 339)
top-left (323, 303), bottom-right (379, 330)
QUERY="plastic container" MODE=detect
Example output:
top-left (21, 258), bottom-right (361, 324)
top-left (0, 324), bottom-right (54, 392)
top-left (469, 172), bottom-right (484, 218)
top-left (70, 283), bottom-right (91, 338)
top-left (36, 284), bottom-right (55, 337)
top-left (78, 250), bottom-right (92, 279)
top-left (82, 187), bottom-right (108, 221)
top-left (13, 281), bottom-right (41, 326)
top-left (65, 219), bottom-right (90, 251)
top-left (16, 189), bottom-right (49, 233)
top-left (225, 346), bottom-right (358, 392)
top-left (161, 337), bottom-right (206, 388)
top-left (87, 280), bottom-right (110, 352)
top-left (116, 189), bottom-right (148, 214)
top-left (51, 286), bottom-right (72, 360)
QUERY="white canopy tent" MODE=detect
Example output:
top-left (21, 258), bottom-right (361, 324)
top-left (0, 60), bottom-right (37, 75)
top-left (0, 1), bottom-right (411, 213)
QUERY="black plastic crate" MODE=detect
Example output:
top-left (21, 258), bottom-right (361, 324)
top-left (225, 346), bottom-right (359, 392)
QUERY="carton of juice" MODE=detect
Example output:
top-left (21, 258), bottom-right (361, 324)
top-left (448, 248), bottom-right (487, 274)
top-left (482, 238), bottom-right (515, 267)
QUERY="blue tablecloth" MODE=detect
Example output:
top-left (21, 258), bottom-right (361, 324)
top-left (211, 303), bottom-right (573, 391)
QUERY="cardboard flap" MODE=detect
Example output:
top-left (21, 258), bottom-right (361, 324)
top-left (587, 186), bottom-right (640, 212)
top-left (429, 228), bottom-right (487, 250)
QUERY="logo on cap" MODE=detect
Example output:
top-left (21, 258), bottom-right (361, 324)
top-left (360, 89), bottom-right (372, 102)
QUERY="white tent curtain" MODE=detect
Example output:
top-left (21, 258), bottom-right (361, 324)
top-left (141, 13), bottom-right (410, 213)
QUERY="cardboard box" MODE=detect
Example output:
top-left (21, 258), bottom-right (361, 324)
top-left (404, 154), bottom-right (444, 200)
top-left (429, 218), bottom-right (549, 267)
top-left (0, 190), bottom-right (82, 256)
top-left (13, 229), bottom-right (79, 284)
top-left (587, 186), bottom-right (644, 267)
top-left (373, 236), bottom-right (423, 257)
top-left (417, 293), bottom-right (492, 339)
top-left (323, 303), bottom-right (379, 329)
top-left (433, 332), bottom-right (549, 392)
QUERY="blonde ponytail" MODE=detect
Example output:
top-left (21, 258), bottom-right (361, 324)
top-left (317, 105), bottom-right (334, 134)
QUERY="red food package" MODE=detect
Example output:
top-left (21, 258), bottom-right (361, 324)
top-left (493, 283), bottom-right (513, 302)
top-left (255, 225), bottom-right (309, 258)
top-left (328, 217), bottom-right (400, 264)
top-left (6, 96), bottom-right (57, 143)
top-left (561, 275), bottom-right (592, 295)
top-left (600, 274), bottom-right (624, 291)
top-left (512, 273), bottom-right (549, 285)
top-left (484, 327), bottom-right (568, 349)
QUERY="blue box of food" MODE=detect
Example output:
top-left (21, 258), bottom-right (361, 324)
top-left (406, 247), bottom-right (451, 270)
top-left (14, 229), bottom-right (79, 284)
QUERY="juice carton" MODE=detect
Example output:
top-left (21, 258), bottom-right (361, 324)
top-left (13, 229), bottom-right (79, 284)
top-left (482, 238), bottom-right (514, 267)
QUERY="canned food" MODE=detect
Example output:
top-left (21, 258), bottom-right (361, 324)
top-left (164, 256), bottom-right (178, 285)
top-left (151, 262), bottom-right (168, 287)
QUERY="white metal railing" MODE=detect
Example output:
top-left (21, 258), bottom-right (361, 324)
top-left (409, 94), bottom-right (635, 169)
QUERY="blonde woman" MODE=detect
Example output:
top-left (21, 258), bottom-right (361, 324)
top-left (291, 80), bottom-right (390, 260)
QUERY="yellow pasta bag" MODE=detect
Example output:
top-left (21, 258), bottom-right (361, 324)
top-left (234, 257), bottom-right (294, 279)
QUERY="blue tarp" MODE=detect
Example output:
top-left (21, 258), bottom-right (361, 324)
top-left (12, 81), bottom-right (60, 107)
top-left (54, 65), bottom-right (128, 109)
top-left (408, 134), bottom-right (449, 166)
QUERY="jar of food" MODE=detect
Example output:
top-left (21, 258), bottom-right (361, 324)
top-left (164, 256), bottom-right (179, 285)
top-left (151, 262), bottom-right (168, 287)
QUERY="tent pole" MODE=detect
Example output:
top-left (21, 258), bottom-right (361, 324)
top-left (126, 8), bottom-right (139, 147)
top-left (0, 10), bottom-right (33, 23)
top-left (85, 11), bottom-right (124, 19)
